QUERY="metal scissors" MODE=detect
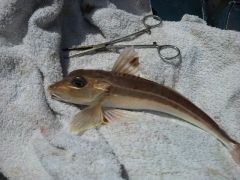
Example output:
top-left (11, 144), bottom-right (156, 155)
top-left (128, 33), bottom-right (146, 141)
top-left (63, 15), bottom-right (181, 64)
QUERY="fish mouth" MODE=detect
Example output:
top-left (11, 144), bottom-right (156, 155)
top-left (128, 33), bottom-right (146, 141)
top-left (51, 93), bottom-right (65, 101)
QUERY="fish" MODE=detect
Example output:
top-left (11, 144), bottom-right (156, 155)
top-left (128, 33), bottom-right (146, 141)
top-left (48, 47), bottom-right (240, 164)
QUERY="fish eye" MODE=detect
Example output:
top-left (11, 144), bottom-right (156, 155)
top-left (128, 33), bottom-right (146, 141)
top-left (71, 76), bottom-right (87, 88)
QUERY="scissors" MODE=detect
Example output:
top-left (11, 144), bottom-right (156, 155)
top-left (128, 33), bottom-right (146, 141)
top-left (63, 15), bottom-right (181, 64)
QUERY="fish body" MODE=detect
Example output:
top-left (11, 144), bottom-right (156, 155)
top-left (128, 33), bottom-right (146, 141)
top-left (48, 48), bottom-right (240, 164)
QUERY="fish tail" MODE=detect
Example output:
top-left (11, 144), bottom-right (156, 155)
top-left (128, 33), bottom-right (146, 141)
top-left (229, 143), bottom-right (240, 164)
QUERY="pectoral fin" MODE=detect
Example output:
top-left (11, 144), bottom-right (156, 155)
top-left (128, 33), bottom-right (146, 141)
top-left (69, 94), bottom-right (107, 135)
top-left (112, 47), bottom-right (140, 76)
top-left (70, 103), bottom-right (103, 135)
top-left (103, 108), bottom-right (137, 123)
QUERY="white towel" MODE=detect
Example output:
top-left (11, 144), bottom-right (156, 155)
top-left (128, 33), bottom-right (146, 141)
top-left (0, 0), bottom-right (240, 179)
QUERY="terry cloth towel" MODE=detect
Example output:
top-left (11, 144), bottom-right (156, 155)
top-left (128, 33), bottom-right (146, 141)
top-left (0, 0), bottom-right (240, 179)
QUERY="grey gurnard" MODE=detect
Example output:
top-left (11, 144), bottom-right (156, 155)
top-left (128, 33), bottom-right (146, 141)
top-left (48, 48), bottom-right (240, 164)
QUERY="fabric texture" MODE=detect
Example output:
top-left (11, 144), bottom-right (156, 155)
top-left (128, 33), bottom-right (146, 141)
top-left (0, 0), bottom-right (240, 179)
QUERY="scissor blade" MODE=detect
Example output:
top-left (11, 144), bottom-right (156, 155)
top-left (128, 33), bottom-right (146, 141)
top-left (62, 44), bottom-right (95, 51)
top-left (68, 45), bottom-right (108, 58)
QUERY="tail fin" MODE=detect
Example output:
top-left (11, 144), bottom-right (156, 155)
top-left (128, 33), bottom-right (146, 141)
top-left (230, 143), bottom-right (240, 165)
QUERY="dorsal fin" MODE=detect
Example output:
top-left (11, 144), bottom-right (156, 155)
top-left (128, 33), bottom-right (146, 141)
top-left (112, 47), bottom-right (140, 76)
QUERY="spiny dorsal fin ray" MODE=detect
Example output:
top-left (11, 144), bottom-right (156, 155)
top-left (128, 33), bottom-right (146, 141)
top-left (112, 47), bottom-right (140, 76)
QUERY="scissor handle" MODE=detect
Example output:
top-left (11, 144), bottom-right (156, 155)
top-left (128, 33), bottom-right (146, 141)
top-left (142, 15), bottom-right (162, 29)
top-left (157, 44), bottom-right (181, 65)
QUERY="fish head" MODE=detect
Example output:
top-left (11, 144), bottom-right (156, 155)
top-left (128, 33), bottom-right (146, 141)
top-left (48, 69), bottom-right (109, 105)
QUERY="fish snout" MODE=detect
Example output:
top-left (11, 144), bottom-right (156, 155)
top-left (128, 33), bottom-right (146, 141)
top-left (48, 83), bottom-right (62, 94)
top-left (48, 83), bottom-right (64, 100)
top-left (48, 84), bottom-right (56, 92)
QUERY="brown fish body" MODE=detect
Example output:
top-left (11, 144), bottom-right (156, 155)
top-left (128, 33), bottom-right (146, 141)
top-left (48, 48), bottom-right (240, 164)
top-left (69, 69), bottom-right (237, 149)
